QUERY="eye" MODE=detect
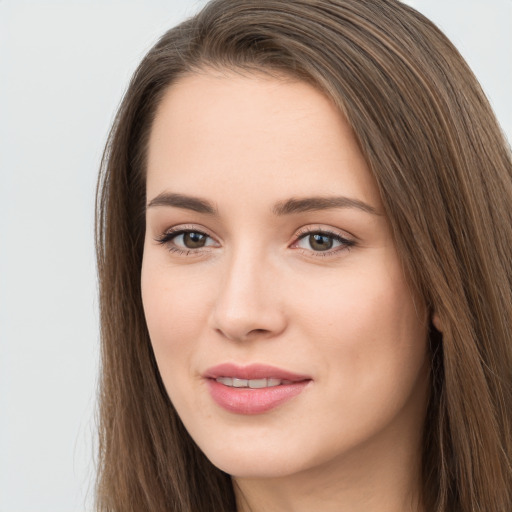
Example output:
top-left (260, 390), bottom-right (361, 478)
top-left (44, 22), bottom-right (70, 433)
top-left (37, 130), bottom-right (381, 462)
top-left (293, 229), bottom-right (355, 255)
top-left (174, 231), bottom-right (210, 249)
top-left (155, 228), bottom-right (218, 253)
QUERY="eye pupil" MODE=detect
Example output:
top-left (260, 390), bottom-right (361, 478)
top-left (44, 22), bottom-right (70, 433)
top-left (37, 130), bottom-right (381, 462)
top-left (309, 233), bottom-right (333, 251)
top-left (183, 232), bottom-right (207, 248)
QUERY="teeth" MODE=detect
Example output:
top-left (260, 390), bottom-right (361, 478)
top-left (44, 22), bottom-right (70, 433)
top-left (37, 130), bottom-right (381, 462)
top-left (215, 377), bottom-right (285, 388)
top-left (216, 377), bottom-right (233, 386)
top-left (232, 378), bottom-right (247, 388)
top-left (249, 379), bottom-right (267, 389)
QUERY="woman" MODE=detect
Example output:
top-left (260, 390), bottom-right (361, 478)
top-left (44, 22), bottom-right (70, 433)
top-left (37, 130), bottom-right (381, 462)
top-left (95, 0), bottom-right (512, 510)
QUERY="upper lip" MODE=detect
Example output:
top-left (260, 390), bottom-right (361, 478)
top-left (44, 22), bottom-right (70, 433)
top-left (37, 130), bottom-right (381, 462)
top-left (204, 363), bottom-right (311, 381)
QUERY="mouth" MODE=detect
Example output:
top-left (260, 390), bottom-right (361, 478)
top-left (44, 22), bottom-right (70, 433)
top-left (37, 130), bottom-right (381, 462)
top-left (204, 362), bottom-right (310, 382)
top-left (204, 363), bottom-right (312, 414)
top-left (214, 377), bottom-right (294, 388)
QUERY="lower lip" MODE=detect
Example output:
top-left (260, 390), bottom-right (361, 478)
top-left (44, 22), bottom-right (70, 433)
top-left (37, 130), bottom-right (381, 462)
top-left (207, 379), bottom-right (310, 414)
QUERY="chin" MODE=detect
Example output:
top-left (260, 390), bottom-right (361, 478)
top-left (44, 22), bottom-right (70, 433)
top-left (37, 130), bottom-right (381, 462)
top-left (194, 426), bottom-right (335, 480)
top-left (207, 451), bottom-right (304, 479)
top-left (189, 429), bottom-right (304, 478)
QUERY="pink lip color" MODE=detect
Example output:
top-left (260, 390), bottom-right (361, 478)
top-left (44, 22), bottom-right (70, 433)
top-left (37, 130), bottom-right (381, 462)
top-left (204, 363), bottom-right (311, 415)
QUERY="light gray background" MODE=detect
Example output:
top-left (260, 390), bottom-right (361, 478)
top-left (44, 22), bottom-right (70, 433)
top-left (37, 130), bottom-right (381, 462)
top-left (0, 1), bottom-right (510, 511)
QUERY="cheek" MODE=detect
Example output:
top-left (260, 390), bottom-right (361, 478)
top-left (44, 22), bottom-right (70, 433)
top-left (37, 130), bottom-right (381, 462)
top-left (288, 264), bottom-right (429, 455)
top-left (293, 258), bottom-right (428, 390)
top-left (141, 255), bottom-right (212, 373)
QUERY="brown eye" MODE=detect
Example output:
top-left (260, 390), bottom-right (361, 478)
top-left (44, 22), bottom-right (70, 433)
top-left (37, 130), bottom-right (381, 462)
top-left (308, 233), bottom-right (334, 251)
top-left (294, 230), bottom-right (354, 255)
top-left (182, 231), bottom-right (208, 248)
top-left (156, 229), bottom-right (217, 252)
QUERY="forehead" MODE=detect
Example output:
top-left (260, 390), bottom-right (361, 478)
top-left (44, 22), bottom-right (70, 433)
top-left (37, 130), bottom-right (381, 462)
top-left (146, 70), bottom-right (381, 210)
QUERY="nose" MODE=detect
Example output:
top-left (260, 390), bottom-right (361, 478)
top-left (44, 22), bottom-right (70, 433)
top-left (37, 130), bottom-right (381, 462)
top-left (210, 246), bottom-right (287, 342)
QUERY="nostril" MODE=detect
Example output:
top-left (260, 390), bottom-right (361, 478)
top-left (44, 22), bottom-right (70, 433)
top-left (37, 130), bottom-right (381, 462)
top-left (215, 326), bottom-right (273, 342)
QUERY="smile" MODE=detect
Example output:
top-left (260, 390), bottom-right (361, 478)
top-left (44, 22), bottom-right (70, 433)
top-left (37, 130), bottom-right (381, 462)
top-left (215, 377), bottom-right (292, 388)
top-left (205, 364), bottom-right (312, 414)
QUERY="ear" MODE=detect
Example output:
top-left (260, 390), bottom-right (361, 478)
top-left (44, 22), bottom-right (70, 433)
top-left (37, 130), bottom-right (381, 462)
top-left (432, 313), bottom-right (443, 333)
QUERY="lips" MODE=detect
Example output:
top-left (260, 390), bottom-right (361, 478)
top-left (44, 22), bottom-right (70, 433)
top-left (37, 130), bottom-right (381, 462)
top-left (204, 363), bottom-right (312, 414)
top-left (204, 363), bottom-right (310, 381)
top-left (215, 377), bottom-right (287, 388)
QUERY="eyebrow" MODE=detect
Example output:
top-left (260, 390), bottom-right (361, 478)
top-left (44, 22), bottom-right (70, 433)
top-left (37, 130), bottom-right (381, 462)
top-left (272, 196), bottom-right (380, 216)
top-left (146, 192), bottom-right (379, 216)
top-left (147, 192), bottom-right (217, 214)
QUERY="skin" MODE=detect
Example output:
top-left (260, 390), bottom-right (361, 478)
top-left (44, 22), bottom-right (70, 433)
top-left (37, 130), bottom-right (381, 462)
top-left (141, 70), bottom-right (430, 512)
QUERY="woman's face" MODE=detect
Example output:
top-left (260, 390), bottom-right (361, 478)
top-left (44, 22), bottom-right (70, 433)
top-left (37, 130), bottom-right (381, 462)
top-left (141, 71), bottom-right (430, 480)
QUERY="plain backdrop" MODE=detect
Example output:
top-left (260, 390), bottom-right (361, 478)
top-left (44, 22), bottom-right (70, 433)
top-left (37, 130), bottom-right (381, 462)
top-left (0, 1), bottom-right (510, 511)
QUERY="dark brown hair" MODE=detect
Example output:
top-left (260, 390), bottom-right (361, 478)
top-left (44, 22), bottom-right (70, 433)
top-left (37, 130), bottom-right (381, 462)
top-left (95, 1), bottom-right (512, 510)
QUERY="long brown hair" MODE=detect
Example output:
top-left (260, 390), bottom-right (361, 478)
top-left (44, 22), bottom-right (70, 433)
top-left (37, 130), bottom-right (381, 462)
top-left (95, 1), bottom-right (512, 510)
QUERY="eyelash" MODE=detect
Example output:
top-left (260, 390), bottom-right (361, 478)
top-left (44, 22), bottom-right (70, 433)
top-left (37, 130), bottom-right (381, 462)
top-left (154, 226), bottom-right (217, 256)
top-left (292, 227), bottom-right (356, 257)
top-left (155, 226), bottom-right (356, 257)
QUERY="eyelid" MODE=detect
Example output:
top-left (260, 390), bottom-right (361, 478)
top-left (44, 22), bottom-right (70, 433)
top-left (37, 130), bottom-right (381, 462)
top-left (154, 224), bottom-right (220, 252)
top-left (154, 223), bottom-right (355, 257)
top-left (294, 224), bottom-right (355, 239)
top-left (290, 225), bottom-right (356, 255)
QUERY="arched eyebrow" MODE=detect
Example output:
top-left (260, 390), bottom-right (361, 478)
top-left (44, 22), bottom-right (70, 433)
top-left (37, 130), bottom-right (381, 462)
top-left (147, 192), bottom-right (217, 214)
top-left (146, 192), bottom-right (380, 216)
top-left (272, 196), bottom-right (380, 216)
